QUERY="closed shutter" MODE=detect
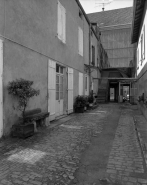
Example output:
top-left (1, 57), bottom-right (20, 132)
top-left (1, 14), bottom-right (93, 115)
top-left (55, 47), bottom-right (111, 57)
top-left (62, 6), bottom-right (66, 43)
top-left (80, 28), bottom-right (83, 56)
top-left (67, 68), bottom-right (73, 114)
top-left (78, 27), bottom-right (83, 56)
top-left (0, 39), bottom-right (3, 138)
top-left (143, 25), bottom-right (145, 59)
top-left (48, 60), bottom-right (56, 121)
top-left (79, 72), bottom-right (83, 95)
top-left (57, 1), bottom-right (62, 40)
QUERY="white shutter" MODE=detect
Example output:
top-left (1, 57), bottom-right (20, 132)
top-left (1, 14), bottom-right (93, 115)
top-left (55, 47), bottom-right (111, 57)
top-left (57, 1), bottom-right (62, 40)
top-left (0, 39), bottom-right (3, 138)
top-left (62, 6), bottom-right (66, 43)
top-left (79, 72), bottom-right (83, 95)
top-left (67, 68), bottom-right (73, 114)
top-left (78, 27), bottom-right (83, 56)
top-left (80, 28), bottom-right (83, 56)
top-left (78, 27), bottom-right (81, 54)
top-left (48, 60), bottom-right (56, 121)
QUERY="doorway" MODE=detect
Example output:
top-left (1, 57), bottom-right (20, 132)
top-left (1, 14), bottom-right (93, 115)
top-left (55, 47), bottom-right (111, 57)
top-left (110, 88), bottom-right (115, 101)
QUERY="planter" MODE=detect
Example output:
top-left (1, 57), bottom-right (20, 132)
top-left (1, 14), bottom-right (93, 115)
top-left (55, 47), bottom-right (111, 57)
top-left (75, 106), bottom-right (84, 113)
top-left (11, 123), bottom-right (34, 139)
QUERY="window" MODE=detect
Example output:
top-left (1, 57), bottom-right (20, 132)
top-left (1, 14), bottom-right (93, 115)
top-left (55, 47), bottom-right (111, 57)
top-left (137, 49), bottom-right (139, 69)
top-left (78, 27), bottom-right (83, 56)
top-left (85, 76), bottom-right (88, 91)
top-left (57, 1), bottom-right (66, 43)
top-left (79, 10), bottom-right (82, 19)
top-left (92, 46), bottom-right (95, 66)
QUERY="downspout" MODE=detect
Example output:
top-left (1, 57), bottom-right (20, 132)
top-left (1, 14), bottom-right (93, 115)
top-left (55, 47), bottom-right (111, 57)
top-left (89, 23), bottom-right (91, 94)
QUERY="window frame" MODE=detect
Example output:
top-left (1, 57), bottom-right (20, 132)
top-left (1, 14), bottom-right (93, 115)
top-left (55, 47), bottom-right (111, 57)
top-left (57, 1), bottom-right (66, 43)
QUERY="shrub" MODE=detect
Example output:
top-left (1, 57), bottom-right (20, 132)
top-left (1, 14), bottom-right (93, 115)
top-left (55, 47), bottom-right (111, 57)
top-left (8, 78), bottom-right (40, 123)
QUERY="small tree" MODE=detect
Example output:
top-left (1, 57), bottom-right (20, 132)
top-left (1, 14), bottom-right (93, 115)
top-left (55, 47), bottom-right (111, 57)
top-left (8, 78), bottom-right (40, 123)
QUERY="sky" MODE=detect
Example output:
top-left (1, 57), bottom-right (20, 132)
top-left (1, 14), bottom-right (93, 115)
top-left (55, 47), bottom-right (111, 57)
top-left (79, 0), bottom-right (133, 13)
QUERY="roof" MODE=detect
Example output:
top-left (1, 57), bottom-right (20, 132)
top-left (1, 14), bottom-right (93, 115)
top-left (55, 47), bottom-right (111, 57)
top-left (87, 7), bottom-right (133, 28)
top-left (131, 0), bottom-right (146, 43)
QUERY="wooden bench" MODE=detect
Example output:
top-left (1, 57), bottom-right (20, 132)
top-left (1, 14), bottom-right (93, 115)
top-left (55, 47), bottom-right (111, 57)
top-left (24, 108), bottom-right (50, 128)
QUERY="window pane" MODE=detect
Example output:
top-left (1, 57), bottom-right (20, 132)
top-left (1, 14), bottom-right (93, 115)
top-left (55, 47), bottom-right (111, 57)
top-left (56, 92), bottom-right (59, 100)
top-left (60, 84), bottom-right (63, 92)
top-left (56, 65), bottom-right (60, 73)
top-left (60, 92), bottom-right (63, 99)
top-left (56, 75), bottom-right (59, 83)
top-left (56, 84), bottom-right (59, 91)
top-left (60, 76), bottom-right (63, 85)
top-left (60, 67), bottom-right (63, 74)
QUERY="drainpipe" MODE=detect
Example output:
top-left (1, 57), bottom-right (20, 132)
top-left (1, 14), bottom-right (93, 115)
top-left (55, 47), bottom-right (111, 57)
top-left (89, 23), bottom-right (91, 94)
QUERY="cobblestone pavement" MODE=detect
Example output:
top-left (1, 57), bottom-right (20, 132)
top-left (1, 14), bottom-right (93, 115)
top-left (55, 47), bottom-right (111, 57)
top-left (0, 108), bottom-right (108, 185)
top-left (0, 104), bottom-right (147, 185)
top-left (105, 106), bottom-right (147, 185)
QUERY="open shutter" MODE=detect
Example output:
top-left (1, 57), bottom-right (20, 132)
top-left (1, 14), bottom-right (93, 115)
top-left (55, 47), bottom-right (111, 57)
top-left (57, 1), bottom-right (62, 40)
top-left (48, 59), bottom-right (56, 121)
top-left (79, 72), bottom-right (83, 95)
top-left (0, 39), bottom-right (3, 138)
top-left (67, 68), bottom-right (73, 114)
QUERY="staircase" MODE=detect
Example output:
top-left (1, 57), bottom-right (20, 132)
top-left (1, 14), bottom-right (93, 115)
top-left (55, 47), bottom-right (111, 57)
top-left (97, 79), bottom-right (108, 103)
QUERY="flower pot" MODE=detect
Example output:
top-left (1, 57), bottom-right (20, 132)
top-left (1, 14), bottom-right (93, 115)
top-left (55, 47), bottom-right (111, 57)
top-left (11, 123), bottom-right (34, 139)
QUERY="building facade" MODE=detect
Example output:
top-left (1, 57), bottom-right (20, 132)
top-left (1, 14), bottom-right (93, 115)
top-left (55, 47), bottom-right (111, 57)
top-left (88, 7), bottom-right (135, 68)
top-left (0, 0), bottom-right (108, 137)
top-left (131, 0), bottom-right (147, 118)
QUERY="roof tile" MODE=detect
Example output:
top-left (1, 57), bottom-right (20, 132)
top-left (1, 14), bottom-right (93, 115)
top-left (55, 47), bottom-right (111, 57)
top-left (88, 7), bottom-right (133, 27)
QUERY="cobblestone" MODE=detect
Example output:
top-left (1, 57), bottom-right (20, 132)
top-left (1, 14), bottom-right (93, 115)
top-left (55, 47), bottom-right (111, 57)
top-left (105, 107), bottom-right (147, 185)
top-left (0, 108), bottom-right (106, 185)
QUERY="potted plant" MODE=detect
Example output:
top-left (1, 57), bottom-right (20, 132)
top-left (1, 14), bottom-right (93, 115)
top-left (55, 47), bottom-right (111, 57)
top-left (74, 95), bottom-right (87, 113)
top-left (8, 78), bottom-right (40, 138)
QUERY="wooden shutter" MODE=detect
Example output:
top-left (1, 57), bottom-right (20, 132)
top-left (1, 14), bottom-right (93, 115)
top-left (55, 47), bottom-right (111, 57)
top-left (62, 6), bottom-right (66, 43)
top-left (143, 25), bottom-right (145, 59)
top-left (57, 1), bottom-right (62, 40)
top-left (79, 72), bottom-right (83, 95)
top-left (78, 27), bottom-right (81, 55)
top-left (137, 49), bottom-right (139, 68)
top-left (80, 28), bottom-right (83, 56)
top-left (78, 27), bottom-right (83, 56)
top-left (92, 46), bottom-right (95, 66)
top-left (48, 60), bottom-right (56, 121)
top-left (67, 68), bottom-right (73, 114)
top-left (0, 39), bottom-right (3, 138)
